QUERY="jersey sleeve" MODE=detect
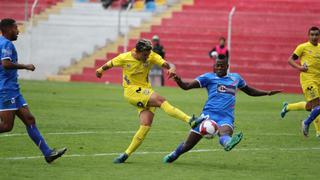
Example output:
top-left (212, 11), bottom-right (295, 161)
top-left (1, 41), bottom-right (14, 61)
top-left (110, 53), bottom-right (125, 67)
top-left (149, 52), bottom-right (165, 67)
top-left (293, 44), bottom-right (305, 58)
top-left (196, 73), bottom-right (210, 87)
top-left (237, 74), bottom-right (247, 88)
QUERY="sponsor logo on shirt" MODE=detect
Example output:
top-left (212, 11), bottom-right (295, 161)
top-left (217, 84), bottom-right (236, 95)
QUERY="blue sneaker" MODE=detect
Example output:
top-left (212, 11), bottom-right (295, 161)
top-left (189, 115), bottom-right (206, 128)
top-left (163, 152), bottom-right (178, 163)
top-left (113, 153), bottom-right (128, 164)
top-left (301, 120), bottom-right (309, 137)
top-left (224, 132), bottom-right (243, 151)
top-left (280, 102), bottom-right (288, 118)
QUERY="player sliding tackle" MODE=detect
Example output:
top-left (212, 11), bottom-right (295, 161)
top-left (164, 56), bottom-right (281, 163)
top-left (96, 39), bottom-right (205, 163)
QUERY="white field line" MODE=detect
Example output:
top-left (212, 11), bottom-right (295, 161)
top-left (1, 147), bottom-right (320, 161)
top-left (0, 131), bottom-right (299, 138)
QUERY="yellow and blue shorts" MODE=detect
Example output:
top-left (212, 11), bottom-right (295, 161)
top-left (124, 85), bottom-right (156, 114)
top-left (301, 80), bottom-right (320, 102)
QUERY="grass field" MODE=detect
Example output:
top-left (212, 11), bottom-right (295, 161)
top-left (0, 80), bottom-right (319, 180)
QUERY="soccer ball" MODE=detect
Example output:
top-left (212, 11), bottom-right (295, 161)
top-left (210, 51), bottom-right (218, 58)
top-left (199, 119), bottom-right (219, 139)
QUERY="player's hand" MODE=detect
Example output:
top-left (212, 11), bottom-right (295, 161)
top-left (268, 90), bottom-right (282, 96)
top-left (96, 70), bottom-right (103, 78)
top-left (25, 64), bottom-right (35, 71)
top-left (299, 63), bottom-right (308, 72)
top-left (167, 68), bottom-right (176, 79)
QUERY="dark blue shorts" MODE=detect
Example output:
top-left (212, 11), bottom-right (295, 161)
top-left (0, 94), bottom-right (27, 111)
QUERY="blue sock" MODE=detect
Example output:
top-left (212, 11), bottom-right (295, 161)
top-left (219, 135), bottom-right (231, 147)
top-left (304, 106), bottom-right (320, 125)
top-left (26, 124), bottom-right (52, 156)
top-left (171, 143), bottom-right (184, 159)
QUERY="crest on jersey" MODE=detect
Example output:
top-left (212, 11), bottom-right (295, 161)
top-left (1, 48), bottom-right (12, 57)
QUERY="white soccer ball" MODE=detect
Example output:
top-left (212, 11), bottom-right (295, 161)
top-left (199, 119), bottom-right (219, 139)
top-left (210, 51), bottom-right (218, 58)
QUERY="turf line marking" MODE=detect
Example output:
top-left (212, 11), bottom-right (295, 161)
top-left (1, 147), bottom-right (320, 161)
top-left (0, 131), bottom-right (299, 138)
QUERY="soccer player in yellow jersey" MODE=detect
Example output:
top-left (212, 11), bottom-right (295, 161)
top-left (281, 101), bottom-right (320, 138)
top-left (96, 39), bottom-right (204, 163)
top-left (284, 26), bottom-right (320, 137)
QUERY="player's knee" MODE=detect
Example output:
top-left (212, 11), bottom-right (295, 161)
top-left (157, 96), bottom-right (166, 105)
top-left (1, 123), bottom-right (14, 132)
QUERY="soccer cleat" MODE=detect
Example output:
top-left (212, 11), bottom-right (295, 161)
top-left (316, 133), bottom-right (320, 139)
top-left (189, 115), bottom-right (206, 128)
top-left (280, 102), bottom-right (289, 118)
top-left (113, 153), bottom-right (128, 164)
top-left (163, 152), bottom-right (178, 163)
top-left (224, 132), bottom-right (243, 151)
top-left (301, 120), bottom-right (310, 137)
top-left (45, 147), bottom-right (67, 164)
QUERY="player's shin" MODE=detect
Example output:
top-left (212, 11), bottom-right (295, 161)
top-left (304, 106), bottom-right (320, 125)
top-left (125, 125), bottom-right (150, 156)
top-left (287, 102), bottom-right (307, 111)
top-left (160, 101), bottom-right (190, 123)
top-left (26, 124), bottom-right (52, 156)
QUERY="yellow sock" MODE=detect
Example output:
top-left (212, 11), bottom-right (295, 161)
top-left (160, 101), bottom-right (191, 123)
top-left (287, 101), bottom-right (306, 111)
top-left (313, 117), bottom-right (320, 135)
top-left (125, 125), bottom-right (150, 156)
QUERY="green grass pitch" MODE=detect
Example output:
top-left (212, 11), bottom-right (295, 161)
top-left (0, 80), bottom-right (319, 179)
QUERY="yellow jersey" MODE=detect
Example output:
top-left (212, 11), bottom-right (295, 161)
top-left (110, 50), bottom-right (165, 88)
top-left (294, 42), bottom-right (320, 81)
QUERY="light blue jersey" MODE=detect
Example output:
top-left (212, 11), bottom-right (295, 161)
top-left (0, 36), bottom-right (26, 110)
top-left (194, 72), bottom-right (246, 129)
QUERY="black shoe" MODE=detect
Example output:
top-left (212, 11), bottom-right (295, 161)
top-left (45, 147), bottom-right (67, 164)
top-left (113, 153), bottom-right (129, 164)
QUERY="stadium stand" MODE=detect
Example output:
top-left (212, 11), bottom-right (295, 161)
top-left (0, 0), bottom-right (62, 21)
top-left (14, 1), bottom-right (152, 80)
top-left (70, 0), bottom-right (320, 93)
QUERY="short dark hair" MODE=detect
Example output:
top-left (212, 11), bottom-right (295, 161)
top-left (136, 39), bottom-right (152, 52)
top-left (308, 26), bottom-right (320, 34)
top-left (219, 37), bottom-right (226, 42)
top-left (0, 18), bottom-right (16, 32)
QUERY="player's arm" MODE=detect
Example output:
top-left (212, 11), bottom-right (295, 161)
top-left (173, 75), bottom-right (200, 90)
top-left (96, 60), bottom-right (113, 78)
top-left (162, 61), bottom-right (176, 79)
top-left (240, 85), bottom-right (281, 96)
top-left (2, 59), bottom-right (35, 71)
top-left (288, 54), bottom-right (307, 72)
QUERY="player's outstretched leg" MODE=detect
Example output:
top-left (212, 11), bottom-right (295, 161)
top-left (302, 106), bottom-right (320, 137)
top-left (164, 132), bottom-right (202, 163)
top-left (280, 102), bottom-right (288, 118)
top-left (223, 132), bottom-right (243, 151)
top-left (163, 143), bottom-right (184, 163)
top-left (281, 101), bottom-right (307, 118)
top-left (114, 125), bottom-right (151, 163)
top-left (45, 147), bottom-right (67, 164)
